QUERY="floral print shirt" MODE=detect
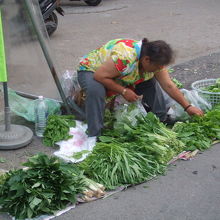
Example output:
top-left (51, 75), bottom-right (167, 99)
top-left (78, 39), bottom-right (155, 88)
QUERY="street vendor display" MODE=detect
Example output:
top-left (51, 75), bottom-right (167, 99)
top-left (1, 1), bottom-right (219, 219)
top-left (1, 104), bottom-right (220, 219)
top-left (77, 38), bottom-right (203, 137)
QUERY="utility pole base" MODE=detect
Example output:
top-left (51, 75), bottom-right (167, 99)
top-left (0, 124), bottom-right (33, 149)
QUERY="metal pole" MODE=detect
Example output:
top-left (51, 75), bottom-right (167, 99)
top-left (0, 4), bottom-right (33, 149)
top-left (3, 82), bottom-right (10, 131)
top-left (23, 0), bottom-right (71, 114)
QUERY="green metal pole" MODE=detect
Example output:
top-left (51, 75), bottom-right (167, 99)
top-left (0, 9), bottom-right (7, 82)
top-left (0, 6), bottom-right (33, 149)
top-left (0, 9), bottom-right (11, 131)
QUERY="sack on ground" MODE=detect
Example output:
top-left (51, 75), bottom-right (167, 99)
top-left (8, 89), bottom-right (61, 122)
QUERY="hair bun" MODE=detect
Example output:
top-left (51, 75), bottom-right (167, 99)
top-left (142, 38), bottom-right (149, 44)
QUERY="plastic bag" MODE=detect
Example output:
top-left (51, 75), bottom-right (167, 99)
top-left (169, 89), bottom-right (212, 121)
top-left (8, 89), bottom-right (61, 122)
top-left (60, 70), bottom-right (81, 98)
top-left (114, 98), bottom-right (147, 129)
top-left (54, 120), bottom-right (96, 163)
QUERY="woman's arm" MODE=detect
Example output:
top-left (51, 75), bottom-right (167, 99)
top-left (94, 58), bottom-right (140, 102)
top-left (155, 68), bottom-right (204, 116)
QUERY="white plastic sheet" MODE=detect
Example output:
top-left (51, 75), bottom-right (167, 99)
top-left (54, 121), bottom-right (96, 163)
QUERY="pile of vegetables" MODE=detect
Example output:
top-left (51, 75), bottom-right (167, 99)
top-left (80, 113), bottom-right (185, 190)
top-left (0, 153), bottom-right (107, 219)
top-left (1, 90), bottom-right (220, 219)
top-left (43, 115), bottom-right (76, 147)
top-left (81, 178), bottom-right (106, 202)
top-left (105, 112), bottom-right (185, 164)
top-left (80, 140), bottom-right (159, 190)
top-left (202, 78), bottom-right (220, 93)
top-left (81, 104), bottom-right (220, 190)
top-left (0, 154), bottom-right (85, 219)
top-left (172, 105), bottom-right (220, 151)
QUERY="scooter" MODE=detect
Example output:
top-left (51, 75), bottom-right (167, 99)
top-left (69, 0), bottom-right (102, 6)
top-left (39, 0), bottom-right (64, 36)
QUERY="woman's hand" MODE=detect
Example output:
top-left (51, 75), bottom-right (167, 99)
top-left (185, 106), bottom-right (204, 116)
top-left (122, 88), bottom-right (140, 102)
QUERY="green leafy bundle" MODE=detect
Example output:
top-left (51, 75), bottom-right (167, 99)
top-left (103, 109), bottom-right (116, 129)
top-left (43, 115), bottom-right (76, 147)
top-left (104, 113), bottom-right (185, 164)
top-left (132, 114), bottom-right (185, 164)
top-left (172, 121), bottom-right (212, 151)
top-left (172, 105), bottom-right (220, 151)
top-left (0, 170), bottom-right (7, 185)
top-left (80, 113), bottom-right (186, 190)
top-left (202, 78), bottom-right (220, 93)
top-left (79, 141), bottom-right (160, 190)
top-left (0, 154), bottom-right (85, 219)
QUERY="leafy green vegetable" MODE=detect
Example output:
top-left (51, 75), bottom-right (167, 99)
top-left (0, 170), bottom-right (7, 185)
top-left (172, 77), bottom-right (183, 88)
top-left (80, 112), bottom-right (186, 190)
top-left (172, 121), bottom-right (212, 151)
top-left (168, 68), bottom-right (174, 73)
top-left (104, 109), bottom-right (116, 129)
top-left (79, 141), bottom-right (158, 190)
top-left (216, 78), bottom-right (220, 87)
top-left (105, 112), bottom-right (185, 164)
top-left (83, 105), bottom-right (220, 191)
top-left (72, 150), bottom-right (90, 160)
top-left (43, 115), bottom-right (76, 147)
top-left (202, 78), bottom-right (220, 93)
top-left (172, 106), bottom-right (220, 151)
top-left (0, 153), bottom-right (85, 219)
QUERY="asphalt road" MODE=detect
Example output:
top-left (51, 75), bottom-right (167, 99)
top-left (0, 0), bottom-right (220, 219)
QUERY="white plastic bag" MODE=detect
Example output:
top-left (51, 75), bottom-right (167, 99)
top-left (169, 89), bottom-right (212, 121)
top-left (60, 70), bottom-right (81, 98)
top-left (114, 98), bottom-right (147, 129)
top-left (54, 121), bottom-right (96, 163)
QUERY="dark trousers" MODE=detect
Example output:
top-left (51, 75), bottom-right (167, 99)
top-left (78, 71), bottom-right (170, 137)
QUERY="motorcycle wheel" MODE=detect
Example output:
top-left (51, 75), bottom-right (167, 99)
top-left (84, 0), bottom-right (101, 6)
top-left (45, 12), bottom-right (58, 36)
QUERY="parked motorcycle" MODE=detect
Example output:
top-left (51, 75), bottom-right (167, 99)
top-left (69, 0), bottom-right (102, 6)
top-left (39, 0), bottom-right (64, 36)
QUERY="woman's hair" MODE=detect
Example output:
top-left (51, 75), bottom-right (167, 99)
top-left (140, 38), bottom-right (174, 65)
